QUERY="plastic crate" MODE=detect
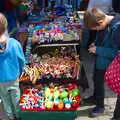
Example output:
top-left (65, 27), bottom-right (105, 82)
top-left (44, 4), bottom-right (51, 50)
top-left (17, 107), bottom-right (77, 120)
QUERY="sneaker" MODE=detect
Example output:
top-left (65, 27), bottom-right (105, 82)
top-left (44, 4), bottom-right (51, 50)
top-left (83, 96), bottom-right (96, 105)
top-left (89, 106), bottom-right (104, 117)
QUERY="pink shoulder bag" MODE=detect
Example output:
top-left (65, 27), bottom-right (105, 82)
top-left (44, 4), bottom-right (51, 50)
top-left (105, 54), bottom-right (120, 95)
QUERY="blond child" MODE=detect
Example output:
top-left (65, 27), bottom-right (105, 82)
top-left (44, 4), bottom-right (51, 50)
top-left (0, 13), bottom-right (25, 120)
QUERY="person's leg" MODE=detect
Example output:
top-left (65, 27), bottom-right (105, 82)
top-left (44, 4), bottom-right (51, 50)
top-left (89, 69), bottom-right (105, 117)
top-left (94, 69), bottom-right (105, 108)
top-left (82, 53), bottom-right (95, 99)
top-left (80, 48), bottom-right (95, 99)
top-left (0, 83), bottom-right (14, 119)
top-left (51, 1), bottom-right (55, 9)
top-left (77, 0), bottom-right (82, 9)
top-left (45, 0), bottom-right (48, 7)
top-left (112, 95), bottom-right (120, 119)
top-left (8, 80), bottom-right (20, 119)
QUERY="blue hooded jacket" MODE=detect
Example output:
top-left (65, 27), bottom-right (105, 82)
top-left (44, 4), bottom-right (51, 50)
top-left (95, 15), bottom-right (120, 69)
top-left (0, 38), bottom-right (25, 82)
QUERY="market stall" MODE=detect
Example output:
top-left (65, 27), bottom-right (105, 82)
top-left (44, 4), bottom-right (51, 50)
top-left (17, 8), bottom-right (83, 120)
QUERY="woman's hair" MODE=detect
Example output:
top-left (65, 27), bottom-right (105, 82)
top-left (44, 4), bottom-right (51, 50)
top-left (0, 13), bottom-right (8, 36)
top-left (83, 8), bottom-right (106, 28)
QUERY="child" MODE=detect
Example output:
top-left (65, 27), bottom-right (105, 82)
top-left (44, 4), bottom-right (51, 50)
top-left (83, 8), bottom-right (120, 117)
top-left (0, 13), bottom-right (25, 120)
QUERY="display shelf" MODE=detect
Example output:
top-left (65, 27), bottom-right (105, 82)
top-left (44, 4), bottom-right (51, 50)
top-left (36, 43), bottom-right (79, 47)
top-left (19, 82), bottom-right (80, 112)
top-left (20, 59), bottom-right (80, 84)
top-left (19, 78), bottom-right (81, 86)
top-left (32, 41), bottom-right (80, 54)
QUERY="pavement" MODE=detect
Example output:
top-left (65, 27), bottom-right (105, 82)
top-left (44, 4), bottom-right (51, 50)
top-left (76, 85), bottom-right (117, 120)
top-left (0, 85), bottom-right (117, 120)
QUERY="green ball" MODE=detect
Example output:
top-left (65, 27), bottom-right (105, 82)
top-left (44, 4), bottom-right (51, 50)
top-left (72, 89), bottom-right (79, 97)
top-left (60, 91), bottom-right (68, 99)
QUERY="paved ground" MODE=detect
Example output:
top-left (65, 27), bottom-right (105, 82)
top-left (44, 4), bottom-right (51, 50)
top-left (76, 98), bottom-right (116, 120)
top-left (0, 85), bottom-right (117, 120)
top-left (76, 85), bottom-right (117, 120)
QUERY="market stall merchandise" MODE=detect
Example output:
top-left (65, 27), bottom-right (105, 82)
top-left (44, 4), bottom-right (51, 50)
top-left (20, 83), bottom-right (80, 111)
top-left (18, 11), bottom-right (82, 120)
top-left (32, 23), bottom-right (80, 44)
top-left (21, 46), bottom-right (80, 84)
top-left (19, 47), bottom-right (81, 120)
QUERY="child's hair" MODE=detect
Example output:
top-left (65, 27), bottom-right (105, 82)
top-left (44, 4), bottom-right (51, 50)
top-left (0, 13), bottom-right (8, 36)
top-left (83, 8), bottom-right (106, 28)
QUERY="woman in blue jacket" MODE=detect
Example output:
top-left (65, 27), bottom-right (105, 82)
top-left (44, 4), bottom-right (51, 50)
top-left (84, 8), bottom-right (120, 117)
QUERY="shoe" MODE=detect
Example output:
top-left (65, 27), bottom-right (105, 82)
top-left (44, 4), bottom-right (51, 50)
top-left (89, 106), bottom-right (104, 117)
top-left (83, 96), bottom-right (96, 105)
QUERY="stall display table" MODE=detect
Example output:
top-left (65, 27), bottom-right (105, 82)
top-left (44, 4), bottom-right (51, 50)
top-left (18, 14), bottom-right (83, 120)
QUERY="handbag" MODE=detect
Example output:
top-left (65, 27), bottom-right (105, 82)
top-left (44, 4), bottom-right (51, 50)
top-left (105, 54), bottom-right (120, 95)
